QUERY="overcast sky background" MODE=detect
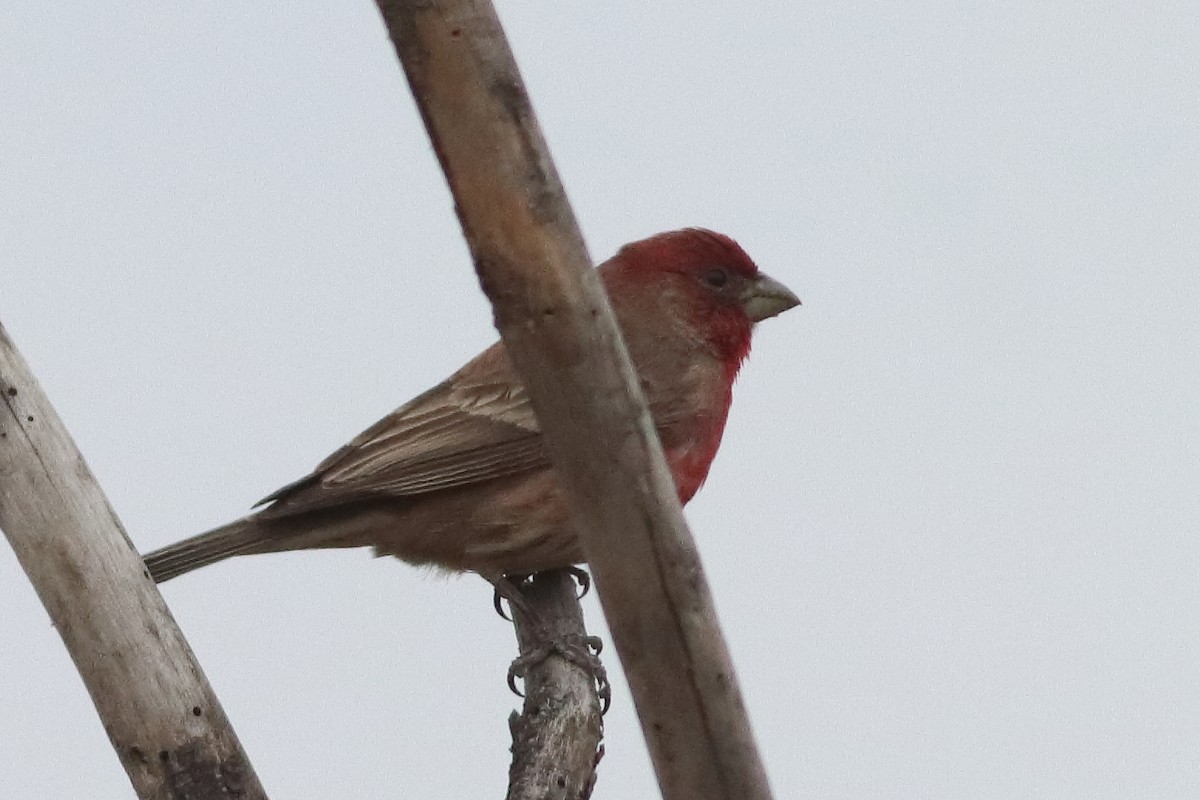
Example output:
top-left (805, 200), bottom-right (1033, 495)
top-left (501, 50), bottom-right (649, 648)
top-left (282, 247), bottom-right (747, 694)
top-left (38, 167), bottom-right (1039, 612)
top-left (3, 2), bottom-right (1199, 798)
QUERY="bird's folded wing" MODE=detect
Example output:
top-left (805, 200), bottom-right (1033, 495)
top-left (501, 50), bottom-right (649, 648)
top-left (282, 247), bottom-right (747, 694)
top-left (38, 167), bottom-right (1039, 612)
top-left (256, 348), bottom-right (547, 515)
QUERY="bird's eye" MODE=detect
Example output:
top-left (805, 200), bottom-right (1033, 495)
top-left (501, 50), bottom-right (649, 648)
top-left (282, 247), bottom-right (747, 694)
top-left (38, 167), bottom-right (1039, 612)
top-left (703, 268), bottom-right (729, 289)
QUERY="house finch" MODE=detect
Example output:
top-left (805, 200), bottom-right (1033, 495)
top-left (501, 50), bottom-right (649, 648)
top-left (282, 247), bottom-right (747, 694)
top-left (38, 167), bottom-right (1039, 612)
top-left (143, 229), bottom-right (799, 583)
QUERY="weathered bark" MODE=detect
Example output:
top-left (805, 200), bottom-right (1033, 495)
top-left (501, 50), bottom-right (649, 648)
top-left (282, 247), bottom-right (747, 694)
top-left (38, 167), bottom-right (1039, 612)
top-left (0, 322), bottom-right (267, 800)
top-left (372, 3), bottom-right (774, 799)
top-left (506, 570), bottom-right (604, 800)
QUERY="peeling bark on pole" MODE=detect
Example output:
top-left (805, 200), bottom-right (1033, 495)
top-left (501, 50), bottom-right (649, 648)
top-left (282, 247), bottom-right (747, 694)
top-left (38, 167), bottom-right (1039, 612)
top-left (0, 322), bottom-right (267, 800)
top-left (506, 571), bottom-right (604, 800)
top-left (372, 3), bottom-right (774, 798)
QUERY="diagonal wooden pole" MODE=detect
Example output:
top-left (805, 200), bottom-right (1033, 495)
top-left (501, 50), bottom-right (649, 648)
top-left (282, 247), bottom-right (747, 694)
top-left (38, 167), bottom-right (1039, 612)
top-left (0, 322), bottom-right (268, 800)
top-left (372, 3), bottom-right (774, 798)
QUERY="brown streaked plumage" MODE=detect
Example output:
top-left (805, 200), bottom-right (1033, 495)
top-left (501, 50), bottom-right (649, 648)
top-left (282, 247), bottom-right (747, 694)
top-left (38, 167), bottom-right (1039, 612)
top-left (142, 229), bottom-right (800, 582)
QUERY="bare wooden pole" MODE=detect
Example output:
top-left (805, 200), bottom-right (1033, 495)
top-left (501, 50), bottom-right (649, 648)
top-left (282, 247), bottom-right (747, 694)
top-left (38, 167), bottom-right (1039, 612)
top-left (506, 570), bottom-right (604, 800)
top-left (372, 2), bottom-right (774, 798)
top-left (0, 322), bottom-right (267, 800)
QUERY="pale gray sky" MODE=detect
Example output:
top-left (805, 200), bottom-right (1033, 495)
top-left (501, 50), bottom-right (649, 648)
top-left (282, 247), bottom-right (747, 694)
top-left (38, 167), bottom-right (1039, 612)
top-left (3, 2), bottom-right (1199, 798)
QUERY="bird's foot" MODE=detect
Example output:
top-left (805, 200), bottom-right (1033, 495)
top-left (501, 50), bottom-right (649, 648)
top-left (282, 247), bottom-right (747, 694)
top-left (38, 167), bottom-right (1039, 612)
top-left (507, 633), bottom-right (611, 714)
top-left (565, 566), bottom-right (591, 598)
top-left (486, 568), bottom-right (590, 619)
top-left (487, 573), bottom-right (532, 621)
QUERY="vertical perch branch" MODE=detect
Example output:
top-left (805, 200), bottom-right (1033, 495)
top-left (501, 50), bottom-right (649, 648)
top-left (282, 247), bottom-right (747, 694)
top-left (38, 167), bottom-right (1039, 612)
top-left (373, 2), bottom-right (774, 798)
top-left (0, 322), bottom-right (267, 800)
top-left (506, 570), bottom-right (604, 800)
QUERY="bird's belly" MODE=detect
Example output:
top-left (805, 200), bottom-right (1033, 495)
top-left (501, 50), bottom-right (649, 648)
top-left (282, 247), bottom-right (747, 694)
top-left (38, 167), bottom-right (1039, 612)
top-left (367, 468), bottom-right (581, 575)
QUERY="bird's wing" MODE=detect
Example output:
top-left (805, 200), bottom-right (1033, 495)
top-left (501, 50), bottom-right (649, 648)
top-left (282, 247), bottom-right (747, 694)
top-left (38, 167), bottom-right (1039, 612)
top-left (256, 344), bottom-right (546, 515)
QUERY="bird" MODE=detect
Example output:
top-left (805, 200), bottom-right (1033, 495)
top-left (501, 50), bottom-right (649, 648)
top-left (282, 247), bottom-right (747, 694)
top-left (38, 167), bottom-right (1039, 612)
top-left (143, 228), bottom-right (800, 585)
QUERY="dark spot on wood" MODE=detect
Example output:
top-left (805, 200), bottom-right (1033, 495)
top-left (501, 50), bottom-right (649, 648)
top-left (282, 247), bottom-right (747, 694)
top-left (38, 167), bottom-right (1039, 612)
top-left (490, 75), bottom-right (531, 124)
top-left (557, 775), bottom-right (567, 787)
top-left (26, 415), bottom-right (33, 422)
top-left (192, 706), bottom-right (202, 716)
top-left (5, 387), bottom-right (15, 396)
top-left (129, 745), bottom-right (147, 764)
top-left (484, 76), bottom-right (562, 222)
top-left (475, 255), bottom-right (506, 304)
top-left (450, 27), bottom-right (462, 38)
top-left (159, 739), bottom-right (251, 796)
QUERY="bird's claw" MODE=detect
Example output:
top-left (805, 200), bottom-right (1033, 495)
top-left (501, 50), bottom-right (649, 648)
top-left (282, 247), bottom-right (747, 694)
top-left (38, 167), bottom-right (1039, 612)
top-left (566, 566), bottom-right (592, 599)
top-left (507, 633), bottom-right (611, 714)
top-left (489, 574), bottom-right (532, 621)
top-left (493, 589), bottom-right (512, 621)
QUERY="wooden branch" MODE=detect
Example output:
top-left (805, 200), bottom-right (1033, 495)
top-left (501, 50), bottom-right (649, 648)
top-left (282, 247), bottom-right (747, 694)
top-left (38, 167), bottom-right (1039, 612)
top-left (0, 322), bottom-right (268, 800)
top-left (373, 3), bottom-right (774, 798)
top-left (506, 570), bottom-right (604, 800)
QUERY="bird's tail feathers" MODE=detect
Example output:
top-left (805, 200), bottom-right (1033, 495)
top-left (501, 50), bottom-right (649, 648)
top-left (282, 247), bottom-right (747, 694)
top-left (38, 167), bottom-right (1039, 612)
top-left (143, 517), bottom-right (272, 583)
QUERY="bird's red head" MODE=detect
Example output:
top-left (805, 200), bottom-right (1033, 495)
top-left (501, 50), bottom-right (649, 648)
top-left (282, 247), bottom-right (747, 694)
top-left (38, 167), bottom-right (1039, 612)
top-left (603, 228), bottom-right (799, 373)
top-left (616, 228), bottom-right (761, 282)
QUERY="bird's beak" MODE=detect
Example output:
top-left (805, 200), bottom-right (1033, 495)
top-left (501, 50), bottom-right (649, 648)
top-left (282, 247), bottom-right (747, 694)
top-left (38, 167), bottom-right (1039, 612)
top-left (741, 273), bottom-right (801, 322)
